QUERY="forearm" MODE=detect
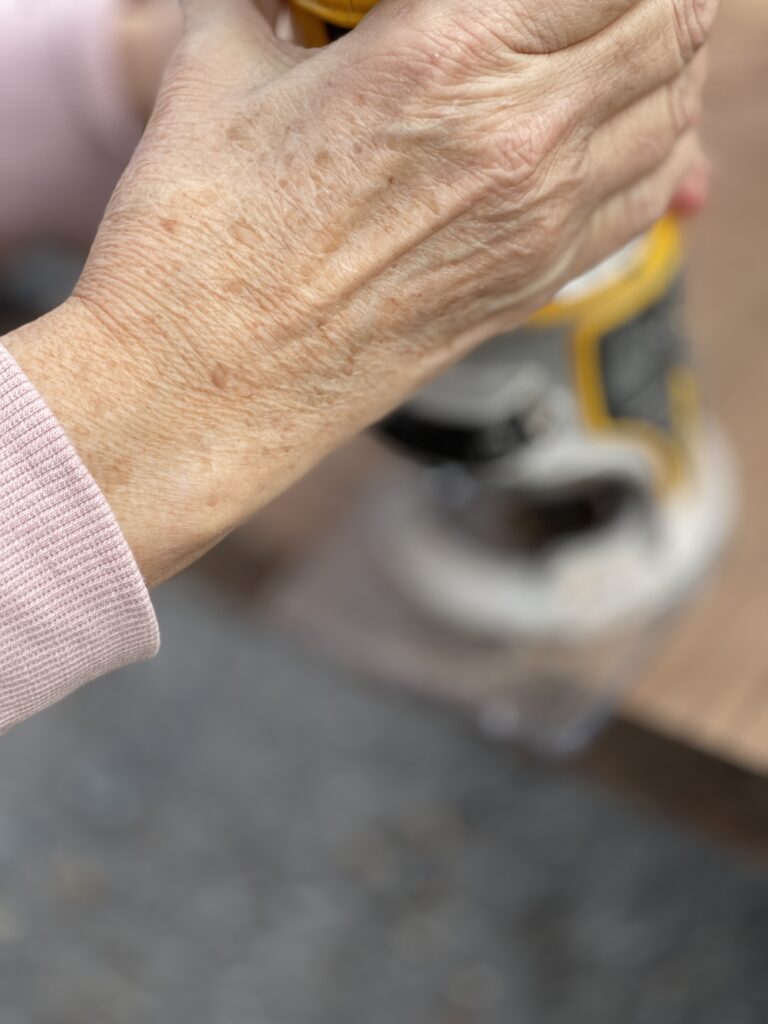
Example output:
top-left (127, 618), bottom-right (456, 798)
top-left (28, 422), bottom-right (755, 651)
top-left (4, 295), bottom-right (372, 588)
top-left (6, 302), bottom-right (243, 588)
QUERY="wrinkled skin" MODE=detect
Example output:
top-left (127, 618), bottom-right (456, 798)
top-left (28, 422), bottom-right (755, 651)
top-left (10, 0), bottom-right (717, 584)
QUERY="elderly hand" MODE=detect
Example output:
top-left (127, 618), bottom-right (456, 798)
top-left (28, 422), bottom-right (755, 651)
top-left (9, 0), bottom-right (717, 585)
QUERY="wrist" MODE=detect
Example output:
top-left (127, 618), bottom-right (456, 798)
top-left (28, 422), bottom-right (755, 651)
top-left (5, 297), bottom-right (250, 586)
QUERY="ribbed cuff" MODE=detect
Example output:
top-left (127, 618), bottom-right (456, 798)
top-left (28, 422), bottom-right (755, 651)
top-left (0, 344), bottom-right (160, 732)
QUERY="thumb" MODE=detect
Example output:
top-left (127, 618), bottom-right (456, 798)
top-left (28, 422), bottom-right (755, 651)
top-left (181, 0), bottom-right (281, 30)
top-left (179, 0), bottom-right (290, 82)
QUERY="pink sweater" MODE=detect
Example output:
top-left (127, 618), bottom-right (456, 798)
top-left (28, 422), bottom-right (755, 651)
top-left (0, 0), bottom-right (160, 730)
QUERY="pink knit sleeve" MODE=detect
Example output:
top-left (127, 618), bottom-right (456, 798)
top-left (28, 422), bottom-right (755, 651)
top-left (0, 344), bottom-right (159, 732)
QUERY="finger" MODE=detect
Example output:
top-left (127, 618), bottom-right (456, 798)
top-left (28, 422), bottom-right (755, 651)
top-left (585, 48), bottom-right (707, 203)
top-left (350, 0), bottom-right (642, 54)
top-left (178, 0), bottom-right (290, 80)
top-left (498, 0), bottom-right (640, 54)
top-left (670, 157), bottom-right (711, 217)
top-left (570, 0), bottom-right (718, 126)
top-left (577, 129), bottom-right (702, 274)
top-left (181, 0), bottom-right (280, 30)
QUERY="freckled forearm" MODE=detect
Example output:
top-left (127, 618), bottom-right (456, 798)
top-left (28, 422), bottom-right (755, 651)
top-left (4, 299), bottom-right (249, 587)
top-left (3, 294), bottom-right (370, 588)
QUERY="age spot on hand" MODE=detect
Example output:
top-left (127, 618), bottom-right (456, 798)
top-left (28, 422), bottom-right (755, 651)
top-left (209, 362), bottom-right (230, 390)
top-left (227, 123), bottom-right (247, 143)
top-left (229, 219), bottom-right (259, 245)
top-left (223, 277), bottom-right (248, 296)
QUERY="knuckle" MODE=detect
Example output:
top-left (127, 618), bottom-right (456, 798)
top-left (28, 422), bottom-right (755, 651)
top-left (666, 71), bottom-right (702, 136)
top-left (445, 16), bottom-right (508, 69)
top-left (504, 9), bottom-right (565, 54)
top-left (626, 180), bottom-right (667, 232)
top-left (672, 0), bottom-right (716, 63)
top-left (397, 15), bottom-right (505, 86)
top-left (471, 102), bottom-right (572, 185)
top-left (495, 119), bottom-right (550, 180)
top-left (528, 206), bottom-right (569, 258)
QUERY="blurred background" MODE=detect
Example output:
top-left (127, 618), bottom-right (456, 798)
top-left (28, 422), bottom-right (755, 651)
top-left (1, 1), bottom-right (768, 1021)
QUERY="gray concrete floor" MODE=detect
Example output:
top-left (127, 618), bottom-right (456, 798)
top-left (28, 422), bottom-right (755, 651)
top-left (1, 573), bottom-right (767, 1024)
